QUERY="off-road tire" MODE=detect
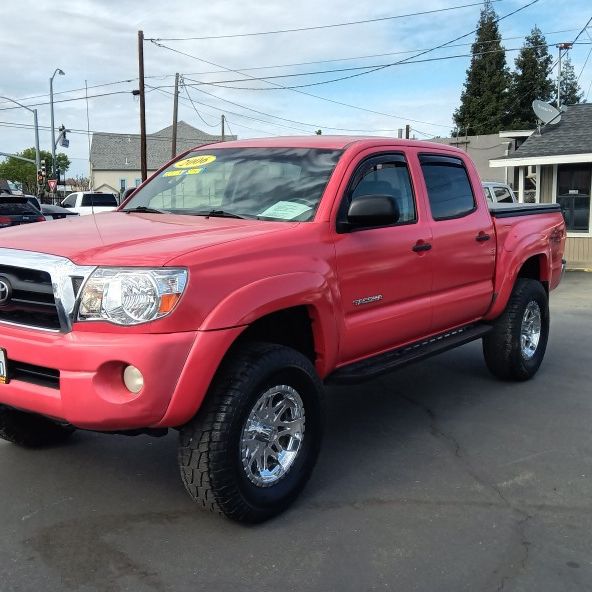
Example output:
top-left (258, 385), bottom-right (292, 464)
top-left (483, 278), bottom-right (549, 381)
top-left (178, 342), bottom-right (324, 523)
top-left (0, 406), bottom-right (75, 447)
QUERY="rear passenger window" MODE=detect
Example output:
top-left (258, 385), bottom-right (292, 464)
top-left (494, 187), bottom-right (514, 203)
top-left (81, 194), bottom-right (118, 207)
top-left (350, 159), bottom-right (416, 224)
top-left (420, 155), bottom-right (475, 220)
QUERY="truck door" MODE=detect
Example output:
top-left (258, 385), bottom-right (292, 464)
top-left (417, 153), bottom-right (496, 333)
top-left (333, 153), bottom-right (433, 363)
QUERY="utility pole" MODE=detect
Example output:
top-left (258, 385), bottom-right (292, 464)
top-left (221, 114), bottom-right (226, 141)
top-left (49, 68), bottom-right (65, 177)
top-left (556, 42), bottom-right (573, 109)
top-left (171, 73), bottom-right (180, 159)
top-left (138, 30), bottom-right (148, 181)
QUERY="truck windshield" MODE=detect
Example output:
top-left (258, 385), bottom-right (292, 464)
top-left (122, 148), bottom-right (342, 222)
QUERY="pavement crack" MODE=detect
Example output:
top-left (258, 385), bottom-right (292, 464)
top-left (383, 383), bottom-right (534, 592)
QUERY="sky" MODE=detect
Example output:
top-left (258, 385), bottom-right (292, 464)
top-left (1, 0), bottom-right (591, 178)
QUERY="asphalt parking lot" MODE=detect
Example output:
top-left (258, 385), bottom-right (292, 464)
top-left (1, 272), bottom-right (591, 592)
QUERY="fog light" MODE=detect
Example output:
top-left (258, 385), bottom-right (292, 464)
top-left (123, 365), bottom-right (144, 394)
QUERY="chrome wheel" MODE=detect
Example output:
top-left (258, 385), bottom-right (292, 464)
top-left (521, 301), bottom-right (541, 359)
top-left (240, 385), bottom-right (305, 487)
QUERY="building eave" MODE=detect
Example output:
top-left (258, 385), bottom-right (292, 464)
top-left (490, 153), bottom-right (592, 168)
top-left (498, 130), bottom-right (535, 139)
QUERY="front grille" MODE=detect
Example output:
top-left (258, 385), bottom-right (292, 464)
top-left (0, 265), bottom-right (61, 330)
top-left (10, 360), bottom-right (60, 389)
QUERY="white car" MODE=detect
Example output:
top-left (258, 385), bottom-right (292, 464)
top-left (61, 192), bottom-right (119, 215)
top-left (482, 182), bottom-right (518, 204)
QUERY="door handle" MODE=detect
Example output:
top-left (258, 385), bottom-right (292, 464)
top-left (476, 232), bottom-right (491, 242)
top-left (412, 241), bottom-right (432, 253)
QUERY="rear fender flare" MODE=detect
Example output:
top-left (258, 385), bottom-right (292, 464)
top-left (485, 235), bottom-right (550, 320)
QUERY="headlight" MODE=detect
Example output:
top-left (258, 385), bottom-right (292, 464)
top-left (77, 267), bottom-right (188, 325)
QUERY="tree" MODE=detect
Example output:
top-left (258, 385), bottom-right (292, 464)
top-left (0, 148), bottom-right (70, 194)
top-left (453, 1), bottom-right (510, 135)
top-left (66, 175), bottom-right (90, 191)
top-left (508, 26), bottom-right (554, 128)
top-left (559, 55), bottom-right (583, 106)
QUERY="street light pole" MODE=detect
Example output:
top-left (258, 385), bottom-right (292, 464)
top-left (0, 95), bottom-right (41, 191)
top-left (49, 68), bottom-right (65, 177)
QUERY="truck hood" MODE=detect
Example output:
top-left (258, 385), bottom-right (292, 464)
top-left (0, 212), bottom-right (294, 266)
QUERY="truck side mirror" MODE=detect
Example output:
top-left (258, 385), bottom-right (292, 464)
top-left (344, 194), bottom-right (400, 230)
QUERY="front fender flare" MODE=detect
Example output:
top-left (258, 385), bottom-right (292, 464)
top-left (200, 272), bottom-right (339, 376)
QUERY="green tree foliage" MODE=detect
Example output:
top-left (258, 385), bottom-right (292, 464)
top-left (508, 26), bottom-right (554, 128)
top-left (0, 148), bottom-right (70, 194)
top-left (453, 1), bottom-right (510, 135)
top-left (559, 56), bottom-right (583, 106)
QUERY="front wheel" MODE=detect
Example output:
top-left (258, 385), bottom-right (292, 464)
top-left (178, 342), bottom-right (324, 523)
top-left (483, 278), bottom-right (549, 381)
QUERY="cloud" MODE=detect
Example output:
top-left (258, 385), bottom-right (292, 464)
top-left (1, 0), bottom-right (591, 176)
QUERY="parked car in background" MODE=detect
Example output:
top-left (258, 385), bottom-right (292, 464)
top-left (61, 191), bottom-right (118, 215)
top-left (39, 204), bottom-right (80, 221)
top-left (482, 182), bottom-right (518, 204)
top-left (13, 195), bottom-right (79, 222)
top-left (0, 195), bottom-right (46, 228)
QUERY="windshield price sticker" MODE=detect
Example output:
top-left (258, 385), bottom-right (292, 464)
top-left (174, 155), bottom-right (216, 169)
top-left (259, 201), bottom-right (312, 220)
top-left (163, 170), bottom-right (184, 177)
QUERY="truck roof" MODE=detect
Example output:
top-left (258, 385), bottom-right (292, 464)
top-left (191, 135), bottom-right (467, 154)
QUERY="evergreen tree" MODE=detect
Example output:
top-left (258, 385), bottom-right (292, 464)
top-left (559, 55), bottom-right (583, 106)
top-left (508, 26), bottom-right (554, 128)
top-left (453, 1), bottom-right (510, 135)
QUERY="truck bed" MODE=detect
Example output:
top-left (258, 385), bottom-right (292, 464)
top-left (489, 202), bottom-right (562, 218)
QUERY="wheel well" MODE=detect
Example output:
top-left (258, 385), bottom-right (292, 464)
top-left (236, 306), bottom-right (316, 362)
top-left (517, 256), bottom-right (549, 291)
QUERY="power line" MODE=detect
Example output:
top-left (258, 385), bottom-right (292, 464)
top-left (180, 42), bottom-right (591, 91)
top-left (148, 1), bottom-right (504, 41)
top-left (178, 28), bottom-right (582, 76)
top-left (181, 79), bottom-right (219, 128)
top-left (149, 85), bottom-right (314, 134)
top-left (1, 26), bottom-right (579, 109)
top-left (0, 119), bottom-right (228, 144)
top-left (174, 83), bottom-right (440, 133)
top-left (155, 1), bottom-right (542, 91)
top-left (149, 0), bottom-right (540, 129)
top-left (0, 90), bottom-right (137, 112)
top-left (577, 46), bottom-right (592, 82)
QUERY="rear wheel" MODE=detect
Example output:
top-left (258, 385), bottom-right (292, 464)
top-left (178, 342), bottom-right (324, 523)
top-left (0, 406), bottom-right (75, 447)
top-left (483, 278), bottom-right (549, 381)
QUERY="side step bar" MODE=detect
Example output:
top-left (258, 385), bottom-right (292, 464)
top-left (327, 324), bottom-right (492, 384)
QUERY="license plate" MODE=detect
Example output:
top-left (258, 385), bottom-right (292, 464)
top-left (0, 348), bottom-right (7, 384)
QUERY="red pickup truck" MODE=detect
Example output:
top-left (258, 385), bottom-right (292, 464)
top-left (0, 137), bottom-right (565, 522)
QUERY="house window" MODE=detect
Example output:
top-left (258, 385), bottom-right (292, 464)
top-left (135, 178), bottom-right (141, 187)
top-left (556, 164), bottom-right (591, 233)
top-left (120, 178), bottom-right (127, 193)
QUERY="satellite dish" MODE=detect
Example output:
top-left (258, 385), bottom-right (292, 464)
top-left (532, 100), bottom-right (562, 125)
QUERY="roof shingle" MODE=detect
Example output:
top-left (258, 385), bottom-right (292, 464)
top-left (505, 103), bottom-right (592, 159)
top-left (90, 121), bottom-right (237, 170)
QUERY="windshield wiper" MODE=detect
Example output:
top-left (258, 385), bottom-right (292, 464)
top-left (192, 209), bottom-right (248, 219)
top-left (123, 206), bottom-right (167, 214)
